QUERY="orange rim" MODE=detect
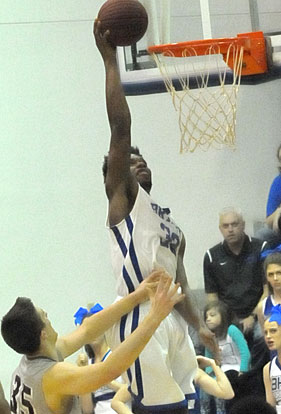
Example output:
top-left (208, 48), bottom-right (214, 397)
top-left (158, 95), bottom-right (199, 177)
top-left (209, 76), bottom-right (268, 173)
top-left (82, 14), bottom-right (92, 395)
top-left (148, 31), bottom-right (268, 76)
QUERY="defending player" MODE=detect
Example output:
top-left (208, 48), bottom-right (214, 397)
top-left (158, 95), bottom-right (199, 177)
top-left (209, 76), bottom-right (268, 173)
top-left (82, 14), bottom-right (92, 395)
top-left (94, 19), bottom-right (218, 414)
top-left (1, 271), bottom-right (182, 414)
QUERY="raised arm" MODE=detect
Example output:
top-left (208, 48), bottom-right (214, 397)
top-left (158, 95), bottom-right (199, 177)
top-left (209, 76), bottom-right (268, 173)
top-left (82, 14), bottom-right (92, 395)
top-left (56, 270), bottom-right (163, 358)
top-left (94, 20), bottom-right (138, 225)
top-left (195, 356), bottom-right (234, 400)
top-left (43, 275), bottom-right (185, 399)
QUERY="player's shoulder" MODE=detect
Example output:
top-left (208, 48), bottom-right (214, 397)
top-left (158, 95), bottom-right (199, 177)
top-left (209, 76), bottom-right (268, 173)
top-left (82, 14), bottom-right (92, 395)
top-left (227, 324), bottom-right (242, 336)
top-left (271, 173), bottom-right (281, 187)
top-left (205, 242), bottom-right (224, 259)
top-left (249, 236), bottom-right (268, 251)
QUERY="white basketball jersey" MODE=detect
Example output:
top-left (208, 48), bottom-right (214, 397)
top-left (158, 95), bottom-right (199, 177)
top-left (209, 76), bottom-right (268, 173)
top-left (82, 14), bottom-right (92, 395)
top-left (107, 185), bottom-right (182, 296)
top-left (270, 356), bottom-right (281, 413)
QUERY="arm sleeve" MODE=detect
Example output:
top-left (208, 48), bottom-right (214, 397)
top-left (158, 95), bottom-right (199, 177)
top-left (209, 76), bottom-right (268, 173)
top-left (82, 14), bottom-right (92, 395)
top-left (228, 325), bottom-right (250, 372)
top-left (204, 347), bottom-right (213, 375)
top-left (266, 176), bottom-right (281, 217)
top-left (203, 251), bottom-right (217, 294)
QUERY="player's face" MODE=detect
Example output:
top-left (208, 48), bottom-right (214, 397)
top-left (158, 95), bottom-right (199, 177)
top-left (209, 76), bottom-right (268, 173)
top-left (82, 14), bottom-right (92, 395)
top-left (264, 320), bottom-right (281, 351)
top-left (36, 307), bottom-right (58, 344)
top-left (219, 212), bottom-right (245, 245)
top-left (266, 264), bottom-right (281, 292)
top-left (205, 307), bottom-right (222, 331)
top-left (130, 154), bottom-right (152, 193)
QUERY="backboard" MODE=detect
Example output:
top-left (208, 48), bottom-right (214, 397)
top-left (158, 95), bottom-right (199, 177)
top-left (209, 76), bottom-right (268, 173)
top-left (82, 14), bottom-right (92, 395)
top-left (117, 0), bottom-right (281, 95)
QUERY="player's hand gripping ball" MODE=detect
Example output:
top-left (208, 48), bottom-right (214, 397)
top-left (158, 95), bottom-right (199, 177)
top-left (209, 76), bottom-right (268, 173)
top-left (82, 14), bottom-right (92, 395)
top-left (98, 0), bottom-right (148, 46)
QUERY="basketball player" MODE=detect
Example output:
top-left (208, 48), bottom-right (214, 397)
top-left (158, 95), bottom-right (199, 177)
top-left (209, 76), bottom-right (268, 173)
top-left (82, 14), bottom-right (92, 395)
top-left (94, 19), bottom-right (218, 414)
top-left (1, 271), bottom-right (182, 414)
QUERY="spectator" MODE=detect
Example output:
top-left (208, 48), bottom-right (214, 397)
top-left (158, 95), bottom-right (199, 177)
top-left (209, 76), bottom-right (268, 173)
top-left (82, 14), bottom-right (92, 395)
top-left (202, 300), bottom-right (250, 413)
top-left (203, 206), bottom-right (268, 349)
top-left (263, 304), bottom-right (281, 413)
top-left (257, 251), bottom-right (281, 329)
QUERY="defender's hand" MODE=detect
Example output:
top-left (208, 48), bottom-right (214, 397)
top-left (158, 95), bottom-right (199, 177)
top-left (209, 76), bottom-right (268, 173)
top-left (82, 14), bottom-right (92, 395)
top-left (135, 269), bottom-right (171, 303)
top-left (196, 355), bottom-right (216, 370)
top-left (149, 274), bottom-right (185, 321)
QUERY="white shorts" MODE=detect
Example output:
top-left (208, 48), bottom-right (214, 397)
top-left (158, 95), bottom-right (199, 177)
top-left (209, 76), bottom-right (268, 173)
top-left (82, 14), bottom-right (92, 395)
top-left (106, 301), bottom-right (197, 410)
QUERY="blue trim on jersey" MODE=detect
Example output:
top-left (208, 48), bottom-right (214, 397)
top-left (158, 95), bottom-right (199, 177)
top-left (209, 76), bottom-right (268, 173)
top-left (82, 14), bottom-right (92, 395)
top-left (265, 296), bottom-right (274, 316)
top-left (126, 216), bottom-right (143, 284)
top-left (93, 392), bottom-right (115, 403)
top-left (125, 215), bottom-right (134, 234)
top-left (101, 349), bottom-right (111, 362)
top-left (112, 226), bottom-right (127, 257)
top-left (131, 305), bottom-right (144, 402)
top-left (276, 357), bottom-right (281, 371)
top-left (185, 393), bottom-right (197, 401)
top-left (120, 314), bottom-right (132, 383)
top-left (112, 225), bottom-right (135, 292)
top-left (123, 266), bottom-right (135, 293)
top-left (131, 304), bottom-right (140, 333)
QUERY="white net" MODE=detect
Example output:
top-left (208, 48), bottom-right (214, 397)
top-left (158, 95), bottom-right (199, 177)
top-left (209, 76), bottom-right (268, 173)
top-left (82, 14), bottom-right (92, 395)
top-left (151, 43), bottom-right (244, 153)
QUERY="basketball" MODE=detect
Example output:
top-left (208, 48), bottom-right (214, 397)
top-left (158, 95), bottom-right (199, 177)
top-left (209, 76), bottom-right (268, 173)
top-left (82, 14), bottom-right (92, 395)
top-left (98, 0), bottom-right (148, 47)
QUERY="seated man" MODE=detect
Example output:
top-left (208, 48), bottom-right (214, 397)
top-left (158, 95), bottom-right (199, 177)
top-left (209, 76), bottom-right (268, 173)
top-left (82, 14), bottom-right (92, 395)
top-left (1, 270), bottom-right (182, 414)
top-left (203, 207), bottom-right (268, 348)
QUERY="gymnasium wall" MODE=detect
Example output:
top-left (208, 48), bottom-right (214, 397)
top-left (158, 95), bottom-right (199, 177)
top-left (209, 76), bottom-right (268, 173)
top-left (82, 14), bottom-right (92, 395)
top-left (1, 0), bottom-right (281, 394)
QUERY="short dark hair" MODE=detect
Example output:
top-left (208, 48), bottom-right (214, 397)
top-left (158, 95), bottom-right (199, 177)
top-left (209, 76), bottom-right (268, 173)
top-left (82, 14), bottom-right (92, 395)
top-left (264, 252), bottom-right (281, 295)
top-left (203, 300), bottom-right (231, 339)
top-left (229, 396), bottom-right (276, 414)
top-left (102, 146), bottom-right (142, 179)
top-left (1, 297), bottom-right (45, 354)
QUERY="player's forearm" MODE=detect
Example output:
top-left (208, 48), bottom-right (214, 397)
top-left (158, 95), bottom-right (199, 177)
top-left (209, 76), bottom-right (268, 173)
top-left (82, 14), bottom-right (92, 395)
top-left (175, 292), bottom-right (204, 331)
top-left (211, 364), bottom-right (235, 399)
top-left (75, 312), bottom-right (162, 395)
top-left (83, 290), bottom-right (144, 342)
top-left (104, 56), bottom-right (131, 138)
top-left (111, 400), bottom-right (132, 414)
top-left (102, 311), bottom-right (160, 380)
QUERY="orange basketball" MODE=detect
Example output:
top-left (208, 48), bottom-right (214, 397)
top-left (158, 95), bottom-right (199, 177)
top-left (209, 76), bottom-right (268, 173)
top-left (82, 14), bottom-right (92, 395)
top-left (98, 0), bottom-right (148, 47)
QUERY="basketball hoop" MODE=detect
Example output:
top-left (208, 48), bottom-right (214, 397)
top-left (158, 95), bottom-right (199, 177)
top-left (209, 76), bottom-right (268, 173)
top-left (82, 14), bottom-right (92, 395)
top-left (148, 31), bottom-right (268, 153)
